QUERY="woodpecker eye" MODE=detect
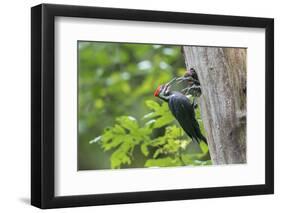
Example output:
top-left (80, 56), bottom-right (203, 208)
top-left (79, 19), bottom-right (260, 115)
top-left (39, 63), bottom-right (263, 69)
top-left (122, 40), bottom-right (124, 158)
top-left (154, 85), bottom-right (162, 97)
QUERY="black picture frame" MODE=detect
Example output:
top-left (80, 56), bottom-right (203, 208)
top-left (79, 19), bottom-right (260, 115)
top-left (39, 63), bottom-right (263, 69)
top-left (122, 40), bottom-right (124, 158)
top-left (31, 3), bottom-right (274, 209)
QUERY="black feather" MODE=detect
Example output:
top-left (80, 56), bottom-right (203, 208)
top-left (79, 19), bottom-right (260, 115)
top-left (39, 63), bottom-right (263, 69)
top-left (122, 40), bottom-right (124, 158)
top-left (168, 91), bottom-right (207, 144)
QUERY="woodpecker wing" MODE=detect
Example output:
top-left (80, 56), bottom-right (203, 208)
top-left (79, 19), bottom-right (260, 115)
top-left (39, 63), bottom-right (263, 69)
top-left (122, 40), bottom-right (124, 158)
top-left (168, 92), bottom-right (206, 143)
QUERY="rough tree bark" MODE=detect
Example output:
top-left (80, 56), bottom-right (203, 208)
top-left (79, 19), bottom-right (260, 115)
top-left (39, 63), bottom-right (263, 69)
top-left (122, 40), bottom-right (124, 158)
top-left (182, 46), bottom-right (247, 164)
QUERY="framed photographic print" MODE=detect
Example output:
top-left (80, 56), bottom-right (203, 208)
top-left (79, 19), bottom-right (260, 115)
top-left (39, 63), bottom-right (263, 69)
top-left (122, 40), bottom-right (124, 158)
top-left (31, 3), bottom-right (274, 209)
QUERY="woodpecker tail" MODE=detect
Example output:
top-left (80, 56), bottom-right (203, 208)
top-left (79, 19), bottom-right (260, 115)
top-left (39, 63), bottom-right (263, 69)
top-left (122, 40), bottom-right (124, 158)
top-left (200, 135), bottom-right (208, 144)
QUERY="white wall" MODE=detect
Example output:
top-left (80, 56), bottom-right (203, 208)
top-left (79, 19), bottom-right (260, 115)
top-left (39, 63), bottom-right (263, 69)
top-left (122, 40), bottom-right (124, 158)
top-left (0, 0), bottom-right (279, 212)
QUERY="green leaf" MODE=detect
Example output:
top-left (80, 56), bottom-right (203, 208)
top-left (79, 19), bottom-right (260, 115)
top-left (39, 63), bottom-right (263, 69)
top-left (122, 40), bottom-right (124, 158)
top-left (166, 126), bottom-right (183, 137)
top-left (143, 112), bottom-right (157, 119)
top-left (199, 141), bottom-right (209, 154)
top-left (89, 136), bottom-right (101, 144)
top-left (140, 143), bottom-right (149, 156)
top-left (102, 135), bottom-right (123, 151)
top-left (145, 157), bottom-right (182, 167)
top-left (144, 119), bottom-right (156, 127)
top-left (112, 124), bottom-right (126, 134)
top-left (153, 114), bottom-right (174, 128)
top-left (116, 116), bottom-right (139, 131)
top-left (110, 141), bottom-right (133, 169)
top-left (102, 130), bottom-right (114, 143)
top-left (145, 100), bottom-right (160, 111)
top-left (153, 149), bottom-right (163, 158)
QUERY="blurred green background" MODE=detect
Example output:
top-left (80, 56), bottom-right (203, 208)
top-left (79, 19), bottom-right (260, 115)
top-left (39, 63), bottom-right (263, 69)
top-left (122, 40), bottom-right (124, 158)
top-left (78, 41), bottom-right (210, 170)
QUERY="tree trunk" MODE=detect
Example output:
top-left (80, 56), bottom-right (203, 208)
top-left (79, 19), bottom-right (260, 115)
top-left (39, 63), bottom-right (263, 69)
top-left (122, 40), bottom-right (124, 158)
top-left (182, 46), bottom-right (247, 164)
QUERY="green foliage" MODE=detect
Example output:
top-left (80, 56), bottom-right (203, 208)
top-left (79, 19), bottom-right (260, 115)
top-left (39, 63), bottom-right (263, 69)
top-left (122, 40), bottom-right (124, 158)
top-left (92, 100), bottom-right (211, 169)
top-left (79, 41), bottom-right (210, 170)
top-left (144, 100), bottom-right (174, 128)
top-left (145, 157), bottom-right (182, 167)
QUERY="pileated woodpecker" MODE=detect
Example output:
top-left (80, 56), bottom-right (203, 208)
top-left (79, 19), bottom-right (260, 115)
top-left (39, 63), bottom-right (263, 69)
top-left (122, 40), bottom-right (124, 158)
top-left (154, 81), bottom-right (207, 144)
top-left (187, 68), bottom-right (199, 81)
